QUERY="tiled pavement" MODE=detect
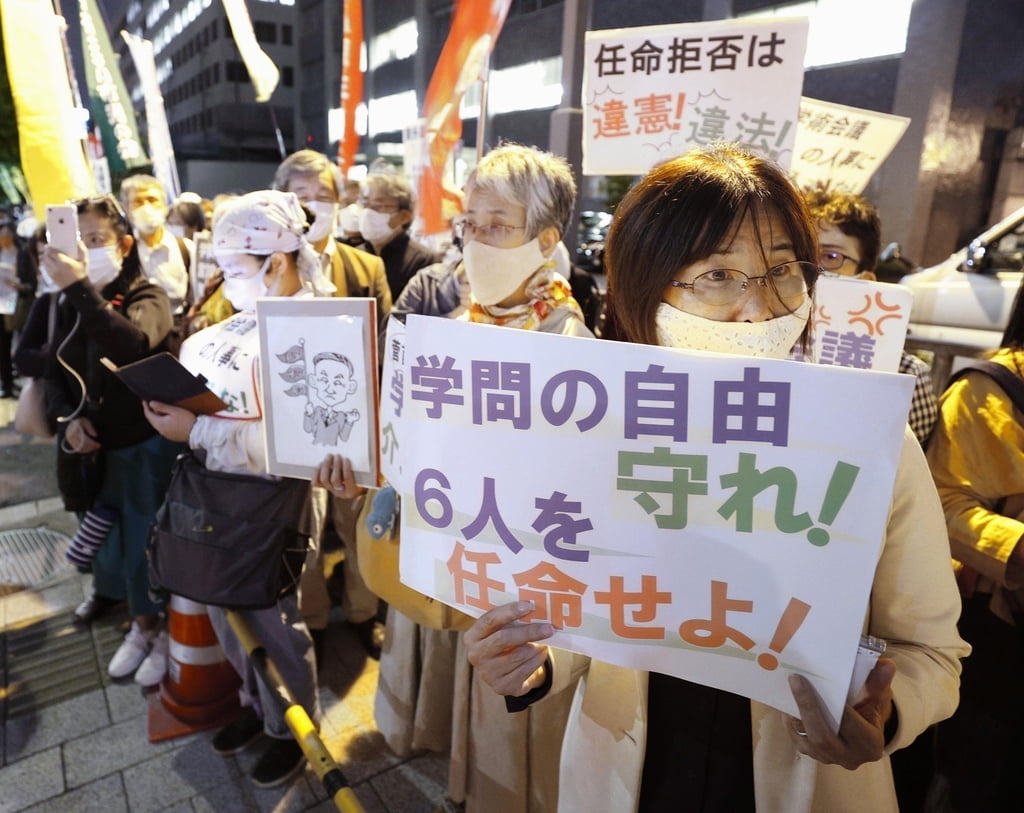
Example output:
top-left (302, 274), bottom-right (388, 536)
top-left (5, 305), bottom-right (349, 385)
top-left (0, 396), bottom-right (451, 813)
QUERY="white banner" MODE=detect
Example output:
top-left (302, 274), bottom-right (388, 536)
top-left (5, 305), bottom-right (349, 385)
top-left (582, 17), bottom-right (809, 175)
top-left (396, 316), bottom-right (912, 725)
top-left (221, 0), bottom-right (280, 103)
top-left (121, 31), bottom-right (180, 201)
top-left (790, 97), bottom-right (910, 194)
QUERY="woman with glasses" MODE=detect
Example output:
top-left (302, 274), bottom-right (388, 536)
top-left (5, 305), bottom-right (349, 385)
top-left (376, 143), bottom-right (593, 812)
top-left (456, 146), bottom-right (592, 338)
top-left (463, 143), bottom-right (966, 812)
top-left (40, 194), bottom-right (182, 685)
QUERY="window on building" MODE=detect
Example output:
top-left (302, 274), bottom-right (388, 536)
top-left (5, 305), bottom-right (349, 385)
top-left (254, 21), bottom-right (277, 44)
top-left (213, 62), bottom-right (220, 83)
top-left (461, 57), bottom-right (563, 117)
top-left (368, 90), bottom-right (418, 137)
top-left (737, 0), bottom-right (913, 67)
top-left (369, 19), bottom-right (417, 67)
top-left (282, 66), bottom-right (293, 87)
top-left (211, 20), bottom-right (218, 41)
top-left (282, 24), bottom-right (292, 45)
top-left (226, 61), bottom-right (249, 82)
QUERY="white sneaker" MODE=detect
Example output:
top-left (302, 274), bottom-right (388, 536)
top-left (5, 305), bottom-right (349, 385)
top-left (108, 621), bottom-right (153, 679)
top-left (134, 630), bottom-right (169, 687)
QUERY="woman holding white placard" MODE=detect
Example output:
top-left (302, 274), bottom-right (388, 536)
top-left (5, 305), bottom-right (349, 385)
top-left (464, 143), bottom-right (966, 812)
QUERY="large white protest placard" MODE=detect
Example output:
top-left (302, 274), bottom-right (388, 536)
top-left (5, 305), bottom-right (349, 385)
top-left (397, 316), bottom-right (913, 726)
top-left (582, 17), bottom-right (809, 176)
top-left (810, 276), bottom-right (913, 373)
top-left (257, 297), bottom-right (380, 486)
top-left (790, 97), bottom-right (910, 194)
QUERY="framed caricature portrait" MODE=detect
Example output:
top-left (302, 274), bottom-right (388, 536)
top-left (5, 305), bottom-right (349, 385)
top-left (257, 297), bottom-right (380, 487)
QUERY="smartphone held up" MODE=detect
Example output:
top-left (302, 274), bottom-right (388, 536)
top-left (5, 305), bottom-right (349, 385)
top-left (46, 204), bottom-right (79, 256)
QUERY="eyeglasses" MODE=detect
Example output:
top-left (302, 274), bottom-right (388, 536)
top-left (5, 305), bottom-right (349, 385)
top-left (817, 250), bottom-right (859, 272)
top-left (358, 198), bottom-right (400, 214)
top-left (668, 261), bottom-right (818, 306)
top-left (455, 217), bottom-right (527, 243)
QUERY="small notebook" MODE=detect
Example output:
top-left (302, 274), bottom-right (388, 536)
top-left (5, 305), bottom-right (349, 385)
top-left (100, 353), bottom-right (228, 415)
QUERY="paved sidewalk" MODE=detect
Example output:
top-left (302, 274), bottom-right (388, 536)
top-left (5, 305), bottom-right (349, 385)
top-left (0, 396), bottom-right (450, 812)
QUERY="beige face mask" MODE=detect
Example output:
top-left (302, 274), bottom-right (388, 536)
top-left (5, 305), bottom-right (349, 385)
top-left (462, 237), bottom-right (549, 306)
top-left (654, 300), bottom-right (811, 358)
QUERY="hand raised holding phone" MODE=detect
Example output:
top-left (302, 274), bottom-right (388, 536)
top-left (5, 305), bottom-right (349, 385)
top-left (42, 204), bottom-right (87, 290)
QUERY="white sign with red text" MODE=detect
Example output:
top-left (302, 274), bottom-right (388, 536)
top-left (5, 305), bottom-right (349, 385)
top-left (582, 17), bottom-right (809, 175)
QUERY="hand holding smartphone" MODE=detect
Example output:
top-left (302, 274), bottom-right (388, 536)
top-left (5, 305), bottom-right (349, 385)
top-left (46, 204), bottom-right (79, 256)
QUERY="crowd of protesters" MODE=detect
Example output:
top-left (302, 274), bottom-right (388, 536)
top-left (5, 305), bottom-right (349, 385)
top-left (3, 138), bottom-right (1011, 812)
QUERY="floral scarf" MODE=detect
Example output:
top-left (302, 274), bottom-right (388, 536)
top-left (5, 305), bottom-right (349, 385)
top-left (466, 263), bottom-right (584, 331)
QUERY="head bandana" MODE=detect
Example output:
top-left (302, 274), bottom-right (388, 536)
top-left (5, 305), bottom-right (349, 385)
top-left (212, 190), bottom-right (335, 295)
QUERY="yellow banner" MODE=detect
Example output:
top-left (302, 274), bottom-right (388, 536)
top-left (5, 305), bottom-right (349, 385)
top-left (0, 0), bottom-right (95, 215)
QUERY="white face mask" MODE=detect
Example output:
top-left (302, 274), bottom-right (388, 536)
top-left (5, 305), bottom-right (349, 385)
top-left (358, 208), bottom-right (398, 245)
top-left (462, 237), bottom-right (549, 307)
top-left (654, 300), bottom-right (811, 359)
top-left (131, 204), bottom-right (166, 236)
top-left (166, 223), bottom-right (186, 239)
top-left (85, 245), bottom-right (124, 289)
top-left (222, 257), bottom-right (271, 312)
top-left (305, 201), bottom-right (338, 244)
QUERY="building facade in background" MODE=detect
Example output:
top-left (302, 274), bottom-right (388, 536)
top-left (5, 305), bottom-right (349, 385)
top-left (92, 0), bottom-right (1024, 266)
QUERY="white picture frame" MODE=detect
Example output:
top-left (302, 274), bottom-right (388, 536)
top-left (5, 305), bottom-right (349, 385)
top-left (257, 297), bottom-right (380, 487)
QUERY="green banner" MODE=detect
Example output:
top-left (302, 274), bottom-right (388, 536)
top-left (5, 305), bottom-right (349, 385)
top-left (78, 0), bottom-right (148, 173)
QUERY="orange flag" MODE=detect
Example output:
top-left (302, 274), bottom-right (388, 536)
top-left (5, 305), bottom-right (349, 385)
top-left (337, 0), bottom-right (363, 176)
top-left (418, 0), bottom-right (512, 235)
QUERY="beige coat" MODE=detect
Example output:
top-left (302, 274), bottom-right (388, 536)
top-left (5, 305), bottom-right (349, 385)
top-left (549, 429), bottom-right (968, 813)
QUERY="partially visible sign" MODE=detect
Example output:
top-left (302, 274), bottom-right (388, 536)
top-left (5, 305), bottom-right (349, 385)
top-left (379, 315), bottom-right (408, 491)
top-left (583, 17), bottom-right (809, 175)
top-left (811, 276), bottom-right (912, 373)
top-left (790, 97), bottom-right (910, 194)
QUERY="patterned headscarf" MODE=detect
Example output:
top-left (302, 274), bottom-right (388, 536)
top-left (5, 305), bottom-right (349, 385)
top-left (212, 190), bottom-right (335, 295)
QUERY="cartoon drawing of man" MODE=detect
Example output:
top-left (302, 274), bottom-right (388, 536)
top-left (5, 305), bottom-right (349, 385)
top-left (304, 351), bottom-right (361, 445)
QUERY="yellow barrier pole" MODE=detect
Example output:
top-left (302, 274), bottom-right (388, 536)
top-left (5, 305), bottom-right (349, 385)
top-left (225, 611), bottom-right (365, 813)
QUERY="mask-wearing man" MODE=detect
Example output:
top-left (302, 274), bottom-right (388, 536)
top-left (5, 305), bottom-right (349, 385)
top-left (119, 175), bottom-right (191, 314)
top-left (357, 172), bottom-right (442, 302)
top-left (271, 149), bottom-right (392, 660)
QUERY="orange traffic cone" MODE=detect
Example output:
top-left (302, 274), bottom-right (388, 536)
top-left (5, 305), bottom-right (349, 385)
top-left (147, 594), bottom-right (242, 743)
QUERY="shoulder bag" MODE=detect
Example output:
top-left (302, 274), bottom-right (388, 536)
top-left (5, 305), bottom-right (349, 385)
top-left (147, 449), bottom-right (313, 609)
top-left (14, 295), bottom-right (57, 438)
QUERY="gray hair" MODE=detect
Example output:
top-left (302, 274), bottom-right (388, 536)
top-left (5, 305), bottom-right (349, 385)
top-left (119, 174), bottom-right (165, 209)
top-left (464, 143), bottom-right (576, 238)
top-left (362, 172), bottom-right (414, 212)
top-left (273, 150), bottom-right (344, 200)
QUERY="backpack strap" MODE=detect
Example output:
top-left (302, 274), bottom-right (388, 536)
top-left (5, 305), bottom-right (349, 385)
top-left (946, 360), bottom-right (1024, 415)
top-left (174, 235), bottom-right (191, 274)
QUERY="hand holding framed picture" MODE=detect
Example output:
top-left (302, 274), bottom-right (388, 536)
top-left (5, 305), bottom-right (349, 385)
top-left (257, 297), bottom-right (380, 487)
